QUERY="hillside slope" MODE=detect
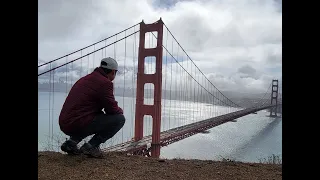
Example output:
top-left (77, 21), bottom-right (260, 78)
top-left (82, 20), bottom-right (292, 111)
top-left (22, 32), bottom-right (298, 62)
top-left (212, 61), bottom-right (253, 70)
top-left (38, 151), bottom-right (282, 180)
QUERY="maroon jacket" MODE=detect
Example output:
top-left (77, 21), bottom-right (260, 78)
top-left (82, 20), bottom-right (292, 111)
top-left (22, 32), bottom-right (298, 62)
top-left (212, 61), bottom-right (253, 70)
top-left (59, 67), bottom-right (123, 135)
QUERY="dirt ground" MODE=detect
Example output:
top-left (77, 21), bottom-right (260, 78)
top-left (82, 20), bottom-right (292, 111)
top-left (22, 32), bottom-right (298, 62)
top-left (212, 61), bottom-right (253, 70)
top-left (38, 151), bottom-right (282, 180)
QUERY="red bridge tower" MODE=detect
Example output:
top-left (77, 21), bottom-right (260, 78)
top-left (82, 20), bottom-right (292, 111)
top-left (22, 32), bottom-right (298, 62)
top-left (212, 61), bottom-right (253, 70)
top-left (134, 19), bottom-right (163, 158)
top-left (269, 79), bottom-right (279, 117)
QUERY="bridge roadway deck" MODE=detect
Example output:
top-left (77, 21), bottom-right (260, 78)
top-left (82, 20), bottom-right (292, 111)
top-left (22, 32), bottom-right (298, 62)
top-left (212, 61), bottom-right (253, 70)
top-left (102, 104), bottom-right (277, 154)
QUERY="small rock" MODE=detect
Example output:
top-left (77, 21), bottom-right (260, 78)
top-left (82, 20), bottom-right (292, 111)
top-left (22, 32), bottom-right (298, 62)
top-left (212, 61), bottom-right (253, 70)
top-left (158, 159), bottom-right (165, 162)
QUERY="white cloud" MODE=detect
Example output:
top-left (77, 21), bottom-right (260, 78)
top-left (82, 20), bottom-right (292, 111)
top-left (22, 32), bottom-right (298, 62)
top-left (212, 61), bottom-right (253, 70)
top-left (38, 0), bottom-right (282, 94)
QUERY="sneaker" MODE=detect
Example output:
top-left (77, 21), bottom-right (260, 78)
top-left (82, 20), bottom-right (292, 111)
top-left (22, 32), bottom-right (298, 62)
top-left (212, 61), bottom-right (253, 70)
top-left (80, 143), bottom-right (104, 158)
top-left (60, 139), bottom-right (81, 155)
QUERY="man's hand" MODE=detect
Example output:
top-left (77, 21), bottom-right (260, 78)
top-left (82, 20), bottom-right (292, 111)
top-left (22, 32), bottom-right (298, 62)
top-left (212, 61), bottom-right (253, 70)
top-left (100, 81), bottom-right (124, 115)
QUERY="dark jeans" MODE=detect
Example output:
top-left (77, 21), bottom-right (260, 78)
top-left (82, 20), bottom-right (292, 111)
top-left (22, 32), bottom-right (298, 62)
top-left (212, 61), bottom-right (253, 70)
top-left (70, 114), bottom-right (126, 147)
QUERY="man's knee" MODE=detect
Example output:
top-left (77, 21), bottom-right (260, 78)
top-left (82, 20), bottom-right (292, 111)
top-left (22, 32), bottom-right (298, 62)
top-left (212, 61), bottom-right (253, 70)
top-left (115, 114), bottom-right (126, 126)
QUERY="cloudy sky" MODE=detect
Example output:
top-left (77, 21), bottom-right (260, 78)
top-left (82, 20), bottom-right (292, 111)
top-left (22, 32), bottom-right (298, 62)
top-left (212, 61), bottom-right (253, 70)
top-left (38, 0), bottom-right (282, 94)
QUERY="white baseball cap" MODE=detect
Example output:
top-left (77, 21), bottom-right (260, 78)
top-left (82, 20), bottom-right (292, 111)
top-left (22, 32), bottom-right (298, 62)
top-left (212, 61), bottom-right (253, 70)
top-left (100, 57), bottom-right (118, 70)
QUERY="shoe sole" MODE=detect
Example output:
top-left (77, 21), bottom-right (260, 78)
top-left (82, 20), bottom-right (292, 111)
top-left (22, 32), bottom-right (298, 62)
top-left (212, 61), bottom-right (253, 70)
top-left (81, 149), bottom-right (103, 158)
top-left (61, 145), bottom-right (81, 155)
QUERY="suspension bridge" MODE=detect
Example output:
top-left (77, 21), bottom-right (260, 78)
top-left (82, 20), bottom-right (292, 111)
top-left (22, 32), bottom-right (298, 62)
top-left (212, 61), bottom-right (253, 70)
top-left (38, 18), bottom-right (282, 158)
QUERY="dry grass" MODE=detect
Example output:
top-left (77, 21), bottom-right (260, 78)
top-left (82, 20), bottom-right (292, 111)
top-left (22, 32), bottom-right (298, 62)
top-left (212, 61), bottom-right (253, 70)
top-left (39, 134), bottom-right (282, 179)
top-left (38, 151), bottom-right (282, 180)
top-left (258, 154), bottom-right (282, 164)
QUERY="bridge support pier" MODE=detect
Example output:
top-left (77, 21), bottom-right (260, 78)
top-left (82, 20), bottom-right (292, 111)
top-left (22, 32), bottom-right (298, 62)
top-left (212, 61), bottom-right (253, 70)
top-left (134, 18), bottom-right (164, 158)
top-left (269, 79), bottom-right (279, 117)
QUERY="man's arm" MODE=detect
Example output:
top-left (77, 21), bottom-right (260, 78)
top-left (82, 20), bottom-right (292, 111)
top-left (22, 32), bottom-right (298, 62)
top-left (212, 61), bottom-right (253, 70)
top-left (99, 81), bottom-right (123, 115)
